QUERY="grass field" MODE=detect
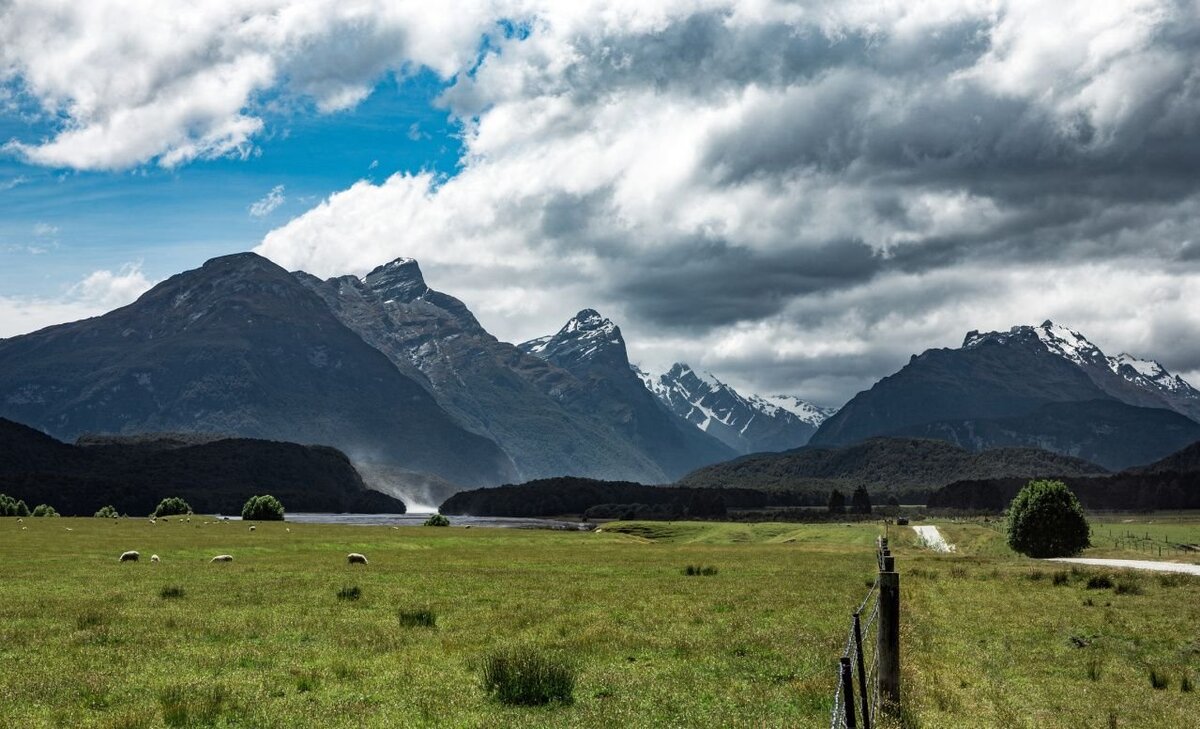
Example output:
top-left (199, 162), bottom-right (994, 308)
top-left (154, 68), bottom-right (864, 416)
top-left (0, 515), bottom-right (1197, 727)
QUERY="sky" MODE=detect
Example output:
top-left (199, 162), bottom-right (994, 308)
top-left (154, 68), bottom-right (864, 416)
top-left (2, 0), bottom-right (1200, 407)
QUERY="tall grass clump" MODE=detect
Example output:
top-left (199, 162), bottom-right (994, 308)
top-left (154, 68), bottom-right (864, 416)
top-left (158, 684), bottom-right (231, 727)
top-left (683, 565), bottom-right (718, 576)
top-left (336, 585), bottom-right (361, 601)
top-left (398, 607), bottom-right (437, 628)
top-left (481, 647), bottom-right (575, 705)
top-left (1086, 575), bottom-right (1113, 590)
top-left (1052, 571), bottom-right (1070, 586)
top-left (160, 586), bottom-right (185, 600)
top-left (1114, 579), bottom-right (1143, 595)
top-left (1182, 675), bottom-right (1194, 693)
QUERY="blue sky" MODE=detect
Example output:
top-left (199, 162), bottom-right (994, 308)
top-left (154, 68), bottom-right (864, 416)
top-left (0, 70), bottom-right (461, 299)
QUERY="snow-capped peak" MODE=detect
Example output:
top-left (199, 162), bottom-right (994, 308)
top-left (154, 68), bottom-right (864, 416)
top-left (1112, 352), bottom-right (1193, 394)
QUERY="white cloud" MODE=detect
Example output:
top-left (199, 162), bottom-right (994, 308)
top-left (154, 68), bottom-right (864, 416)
top-left (0, 0), bottom-right (519, 170)
top-left (249, 185), bottom-right (286, 217)
top-left (32, 222), bottom-right (58, 237)
top-left (0, 263), bottom-right (155, 339)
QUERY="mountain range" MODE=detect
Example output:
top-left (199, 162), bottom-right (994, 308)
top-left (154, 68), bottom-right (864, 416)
top-left (2, 251), bottom-right (1198, 508)
top-left (811, 321), bottom-right (1200, 470)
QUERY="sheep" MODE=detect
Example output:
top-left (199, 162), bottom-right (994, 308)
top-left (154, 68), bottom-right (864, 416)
top-left (151, 554), bottom-right (160, 563)
top-left (347, 553), bottom-right (368, 565)
top-left (285, 527), bottom-right (290, 533)
top-left (248, 525), bottom-right (256, 532)
top-left (119, 550), bottom-right (140, 563)
top-left (209, 554), bottom-right (234, 563)
top-left (16, 518), bottom-right (22, 523)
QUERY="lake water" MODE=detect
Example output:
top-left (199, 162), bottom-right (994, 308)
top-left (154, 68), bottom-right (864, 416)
top-left (285, 512), bottom-right (591, 530)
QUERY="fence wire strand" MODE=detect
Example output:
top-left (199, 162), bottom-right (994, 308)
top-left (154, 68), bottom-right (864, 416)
top-left (829, 538), bottom-right (890, 729)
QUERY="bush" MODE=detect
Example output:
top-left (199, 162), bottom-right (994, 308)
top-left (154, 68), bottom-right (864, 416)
top-left (241, 495), bottom-right (285, 521)
top-left (398, 608), bottom-right (437, 628)
top-left (32, 504), bottom-right (59, 517)
top-left (682, 565), bottom-right (718, 576)
top-left (1149, 669), bottom-right (1169, 690)
top-left (1114, 579), bottom-right (1143, 595)
top-left (0, 493), bottom-right (30, 516)
top-left (1005, 480), bottom-right (1090, 558)
top-left (827, 489), bottom-right (846, 514)
top-left (95, 505), bottom-right (119, 519)
top-left (1052, 571), bottom-right (1070, 586)
top-left (423, 514), bottom-right (450, 527)
top-left (481, 647), bottom-right (575, 705)
top-left (1086, 575), bottom-right (1113, 590)
top-left (154, 497), bottom-right (192, 518)
top-left (336, 586), bottom-right (361, 601)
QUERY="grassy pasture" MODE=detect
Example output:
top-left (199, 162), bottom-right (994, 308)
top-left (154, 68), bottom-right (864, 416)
top-left (0, 516), bottom-right (1197, 727)
top-left (0, 518), bottom-right (880, 728)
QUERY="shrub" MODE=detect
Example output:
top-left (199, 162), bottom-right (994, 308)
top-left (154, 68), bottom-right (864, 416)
top-left (1005, 480), bottom-right (1090, 558)
top-left (1052, 571), bottom-right (1070, 586)
top-left (1086, 575), bottom-right (1113, 590)
top-left (153, 498), bottom-right (192, 518)
top-left (0, 493), bottom-right (29, 516)
top-left (423, 514), bottom-right (450, 527)
top-left (398, 608), bottom-right (437, 628)
top-left (481, 647), bottom-right (575, 705)
top-left (160, 586), bottom-right (185, 600)
top-left (32, 504), bottom-right (59, 517)
top-left (683, 565), bottom-right (718, 576)
top-left (1183, 675), bottom-right (1194, 693)
top-left (1114, 579), bottom-right (1143, 595)
top-left (95, 505), bottom-right (119, 518)
top-left (336, 586), bottom-right (361, 601)
top-left (241, 494), bottom-right (285, 521)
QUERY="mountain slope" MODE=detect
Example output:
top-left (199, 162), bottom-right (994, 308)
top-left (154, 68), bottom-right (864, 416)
top-left (0, 253), bottom-right (516, 488)
top-left (637, 363), bottom-right (834, 454)
top-left (810, 321), bottom-right (1200, 468)
top-left (295, 259), bottom-right (668, 486)
top-left (677, 437), bottom-right (1106, 492)
top-left (0, 418), bottom-right (403, 516)
top-left (520, 310), bottom-right (735, 479)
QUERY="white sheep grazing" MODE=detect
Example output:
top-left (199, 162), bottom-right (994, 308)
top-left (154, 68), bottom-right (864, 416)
top-left (347, 553), bottom-right (368, 565)
top-left (151, 554), bottom-right (161, 563)
top-left (16, 518), bottom-right (22, 523)
top-left (285, 527), bottom-right (290, 533)
top-left (119, 550), bottom-right (139, 563)
top-left (248, 525), bottom-right (256, 532)
top-left (210, 554), bottom-right (234, 563)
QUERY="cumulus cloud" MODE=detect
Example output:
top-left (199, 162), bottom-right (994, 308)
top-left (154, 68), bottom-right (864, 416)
top-left (249, 185), bottom-right (286, 217)
top-left (0, 0), bottom-right (516, 169)
top-left (6, 1), bottom-right (1200, 404)
top-left (0, 263), bottom-right (155, 339)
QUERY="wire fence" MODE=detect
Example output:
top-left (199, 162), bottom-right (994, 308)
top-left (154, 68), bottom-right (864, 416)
top-left (829, 537), bottom-right (894, 729)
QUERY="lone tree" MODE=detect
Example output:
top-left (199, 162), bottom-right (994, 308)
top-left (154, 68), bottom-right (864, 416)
top-left (32, 504), bottom-right (59, 517)
top-left (1006, 479), bottom-right (1090, 558)
top-left (827, 489), bottom-right (846, 514)
top-left (154, 497), bottom-right (192, 518)
top-left (94, 505), bottom-right (119, 518)
top-left (242, 495), bottom-right (285, 521)
top-left (850, 485), bottom-right (872, 514)
top-left (423, 513), bottom-right (450, 527)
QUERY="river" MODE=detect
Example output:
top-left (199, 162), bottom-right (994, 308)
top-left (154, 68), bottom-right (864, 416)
top-left (284, 512), bottom-right (591, 530)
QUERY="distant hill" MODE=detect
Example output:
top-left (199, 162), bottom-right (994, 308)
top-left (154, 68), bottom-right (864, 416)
top-left (929, 438), bottom-right (1200, 512)
top-left (440, 476), bottom-right (769, 518)
top-left (810, 321), bottom-right (1200, 470)
top-left (0, 418), bottom-right (403, 516)
top-left (676, 437), bottom-right (1106, 502)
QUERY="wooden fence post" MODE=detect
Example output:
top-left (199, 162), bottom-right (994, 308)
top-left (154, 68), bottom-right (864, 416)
top-left (840, 656), bottom-right (858, 728)
top-left (852, 612), bottom-right (871, 729)
top-left (878, 554), bottom-right (900, 715)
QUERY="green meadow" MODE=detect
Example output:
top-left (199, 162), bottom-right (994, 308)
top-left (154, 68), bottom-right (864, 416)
top-left (0, 516), bottom-right (1197, 727)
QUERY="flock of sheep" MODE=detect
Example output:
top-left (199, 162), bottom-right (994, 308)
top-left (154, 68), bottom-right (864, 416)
top-left (114, 521), bottom-right (369, 565)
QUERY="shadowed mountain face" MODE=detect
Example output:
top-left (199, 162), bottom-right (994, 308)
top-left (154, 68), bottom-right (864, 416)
top-left (637, 363), bottom-right (835, 454)
top-left (0, 418), bottom-right (404, 516)
top-left (295, 259), bottom-right (670, 487)
top-left (0, 254), bottom-right (516, 488)
top-left (677, 436), bottom-right (1106, 492)
top-left (520, 310), bottom-right (736, 479)
top-left (810, 321), bottom-right (1200, 469)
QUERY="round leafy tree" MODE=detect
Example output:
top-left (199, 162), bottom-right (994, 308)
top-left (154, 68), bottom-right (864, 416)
top-left (242, 494), bottom-right (285, 521)
top-left (32, 504), bottom-right (60, 517)
top-left (94, 505), bottom-right (119, 518)
top-left (1006, 479), bottom-right (1090, 558)
top-left (154, 497), bottom-right (192, 518)
top-left (423, 513), bottom-right (450, 527)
